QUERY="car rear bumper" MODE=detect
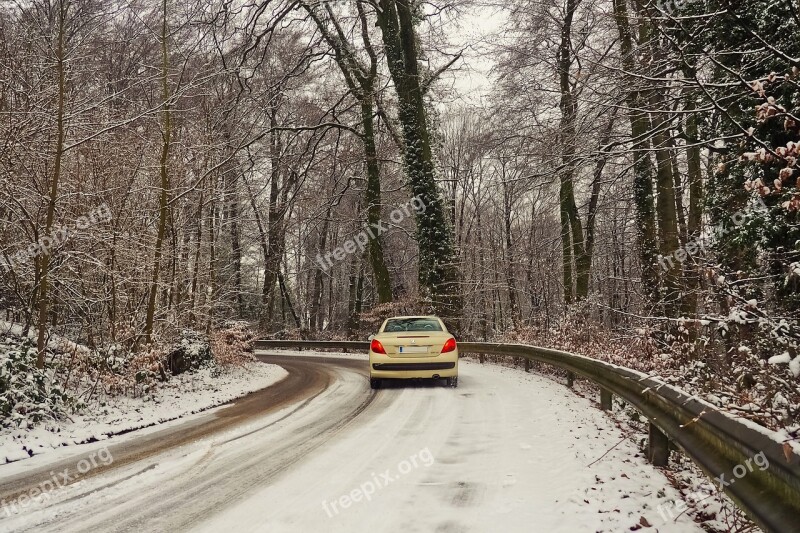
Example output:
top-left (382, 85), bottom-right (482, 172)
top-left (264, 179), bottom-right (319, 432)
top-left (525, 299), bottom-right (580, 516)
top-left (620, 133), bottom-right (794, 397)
top-left (372, 362), bottom-right (456, 371)
top-left (369, 352), bottom-right (458, 379)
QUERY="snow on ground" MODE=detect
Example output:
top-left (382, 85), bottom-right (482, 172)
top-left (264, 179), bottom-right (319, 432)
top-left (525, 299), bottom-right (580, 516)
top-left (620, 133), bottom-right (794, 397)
top-left (203, 356), bottom-right (700, 533)
top-left (0, 321), bottom-right (24, 338)
top-left (2, 352), bottom-right (703, 532)
top-left (0, 362), bottom-right (288, 464)
top-left (560, 375), bottom-right (750, 532)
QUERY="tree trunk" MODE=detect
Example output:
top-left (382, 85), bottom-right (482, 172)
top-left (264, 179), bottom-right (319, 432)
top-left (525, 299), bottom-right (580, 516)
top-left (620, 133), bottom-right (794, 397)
top-left (557, 0), bottom-right (589, 303)
top-left (36, 0), bottom-right (68, 367)
top-left (376, 0), bottom-right (461, 319)
top-left (503, 182), bottom-right (519, 326)
top-left (189, 187), bottom-right (204, 324)
top-left (584, 112), bottom-right (616, 281)
top-left (144, 0), bottom-right (172, 343)
top-left (278, 270), bottom-right (300, 329)
top-left (612, 0), bottom-right (659, 304)
top-left (362, 95), bottom-right (393, 303)
top-left (310, 207), bottom-right (331, 331)
top-left (643, 14), bottom-right (682, 317)
top-left (263, 107), bottom-right (283, 326)
top-left (682, 80), bottom-right (704, 318)
top-left (652, 109), bottom-right (682, 317)
top-left (347, 255), bottom-right (360, 337)
top-left (226, 169), bottom-right (243, 317)
top-left (560, 194), bottom-right (574, 304)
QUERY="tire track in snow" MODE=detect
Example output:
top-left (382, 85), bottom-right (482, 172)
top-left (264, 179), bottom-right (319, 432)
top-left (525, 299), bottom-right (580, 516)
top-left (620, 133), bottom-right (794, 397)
top-left (0, 355), bottom-right (375, 532)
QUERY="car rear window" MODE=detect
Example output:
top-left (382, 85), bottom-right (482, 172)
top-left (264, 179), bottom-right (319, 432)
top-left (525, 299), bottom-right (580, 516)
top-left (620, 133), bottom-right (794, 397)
top-left (383, 318), bottom-right (443, 332)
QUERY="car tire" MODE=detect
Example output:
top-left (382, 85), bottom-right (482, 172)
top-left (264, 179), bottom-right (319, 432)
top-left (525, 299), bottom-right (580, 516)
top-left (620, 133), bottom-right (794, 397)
top-left (370, 378), bottom-right (381, 390)
top-left (448, 377), bottom-right (458, 388)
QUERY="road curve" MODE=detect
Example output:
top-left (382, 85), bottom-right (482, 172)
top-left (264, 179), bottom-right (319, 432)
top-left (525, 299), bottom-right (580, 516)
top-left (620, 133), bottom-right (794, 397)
top-left (0, 355), bottom-right (353, 509)
top-left (0, 352), bottom-right (702, 533)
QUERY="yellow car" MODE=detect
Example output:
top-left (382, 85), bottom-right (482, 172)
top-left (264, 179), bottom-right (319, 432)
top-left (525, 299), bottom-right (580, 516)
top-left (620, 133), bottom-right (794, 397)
top-left (369, 316), bottom-right (459, 389)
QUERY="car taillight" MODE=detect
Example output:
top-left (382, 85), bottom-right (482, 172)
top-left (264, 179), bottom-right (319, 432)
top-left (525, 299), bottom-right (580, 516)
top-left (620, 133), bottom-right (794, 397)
top-left (441, 338), bottom-right (457, 353)
top-left (371, 339), bottom-right (386, 354)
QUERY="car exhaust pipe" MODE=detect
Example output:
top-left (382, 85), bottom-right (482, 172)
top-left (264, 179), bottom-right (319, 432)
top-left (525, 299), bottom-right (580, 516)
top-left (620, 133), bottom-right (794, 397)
top-left (432, 374), bottom-right (440, 379)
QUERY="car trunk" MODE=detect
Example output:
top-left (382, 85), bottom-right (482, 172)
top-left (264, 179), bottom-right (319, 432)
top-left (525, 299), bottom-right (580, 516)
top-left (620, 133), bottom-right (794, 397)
top-left (377, 333), bottom-right (448, 358)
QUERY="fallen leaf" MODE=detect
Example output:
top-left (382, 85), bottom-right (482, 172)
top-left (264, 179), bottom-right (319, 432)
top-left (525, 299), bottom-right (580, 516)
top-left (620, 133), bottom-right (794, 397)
top-left (784, 442), bottom-right (794, 463)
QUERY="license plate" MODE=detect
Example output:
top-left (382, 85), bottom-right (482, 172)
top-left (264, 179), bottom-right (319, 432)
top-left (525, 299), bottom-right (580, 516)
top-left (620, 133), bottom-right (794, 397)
top-left (399, 346), bottom-right (427, 354)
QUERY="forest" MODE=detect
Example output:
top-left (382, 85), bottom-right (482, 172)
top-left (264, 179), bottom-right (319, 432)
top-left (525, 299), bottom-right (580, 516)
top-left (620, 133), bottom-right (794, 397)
top-left (1, 0), bottom-right (799, 438)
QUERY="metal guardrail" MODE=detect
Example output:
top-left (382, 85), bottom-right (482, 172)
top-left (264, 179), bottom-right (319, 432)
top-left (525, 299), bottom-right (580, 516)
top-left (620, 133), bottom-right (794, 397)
top-left (254, 339), bottom-right (800, 533)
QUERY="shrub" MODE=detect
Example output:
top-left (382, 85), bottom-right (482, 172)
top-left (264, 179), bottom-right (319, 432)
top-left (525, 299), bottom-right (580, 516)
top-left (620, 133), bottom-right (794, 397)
top-left (0, 337), bottom-right (71, 428)
top-left (165, 330), bottom-right (212, 375)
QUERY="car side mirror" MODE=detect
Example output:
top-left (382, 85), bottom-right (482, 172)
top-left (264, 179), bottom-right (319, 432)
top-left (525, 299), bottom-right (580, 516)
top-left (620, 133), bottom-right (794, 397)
top-left (368, 334), bottom-right (375, 341)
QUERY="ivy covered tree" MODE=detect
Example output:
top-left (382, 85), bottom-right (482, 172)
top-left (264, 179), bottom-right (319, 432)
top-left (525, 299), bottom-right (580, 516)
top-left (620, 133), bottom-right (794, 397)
top-left (374, 0), bottom-right (462, 320)
top-left (662, 0), bottom-right (800, 378)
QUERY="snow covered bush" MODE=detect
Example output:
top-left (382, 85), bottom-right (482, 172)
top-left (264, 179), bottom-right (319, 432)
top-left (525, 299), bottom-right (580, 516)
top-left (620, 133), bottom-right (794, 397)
top-left (0, 337), bottom-right (71, 428)
top-left (164, 330), bottom-right (213, 375)
top-left (0, 321), bottom-right (267, 436)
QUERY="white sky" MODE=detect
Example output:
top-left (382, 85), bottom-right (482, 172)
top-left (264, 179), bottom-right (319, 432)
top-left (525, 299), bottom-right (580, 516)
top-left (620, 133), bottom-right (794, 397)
top-left (439, 5), bottom-right (508, 106)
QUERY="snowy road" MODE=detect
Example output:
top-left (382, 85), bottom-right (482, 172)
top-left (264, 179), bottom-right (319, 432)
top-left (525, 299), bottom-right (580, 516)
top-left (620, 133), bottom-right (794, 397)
top-left (0, 352), bottom-right (702, 532)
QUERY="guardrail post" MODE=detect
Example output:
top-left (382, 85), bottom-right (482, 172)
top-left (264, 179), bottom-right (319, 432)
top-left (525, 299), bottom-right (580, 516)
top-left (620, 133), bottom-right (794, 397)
top-left (648, 422), bottom-right (670, 466)
top-left (566, 371), bottom-right (575, 388)
top-left (600, 388), bottom-right (613, 411)
top-left (524, 358), bottom-right (531, 372)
